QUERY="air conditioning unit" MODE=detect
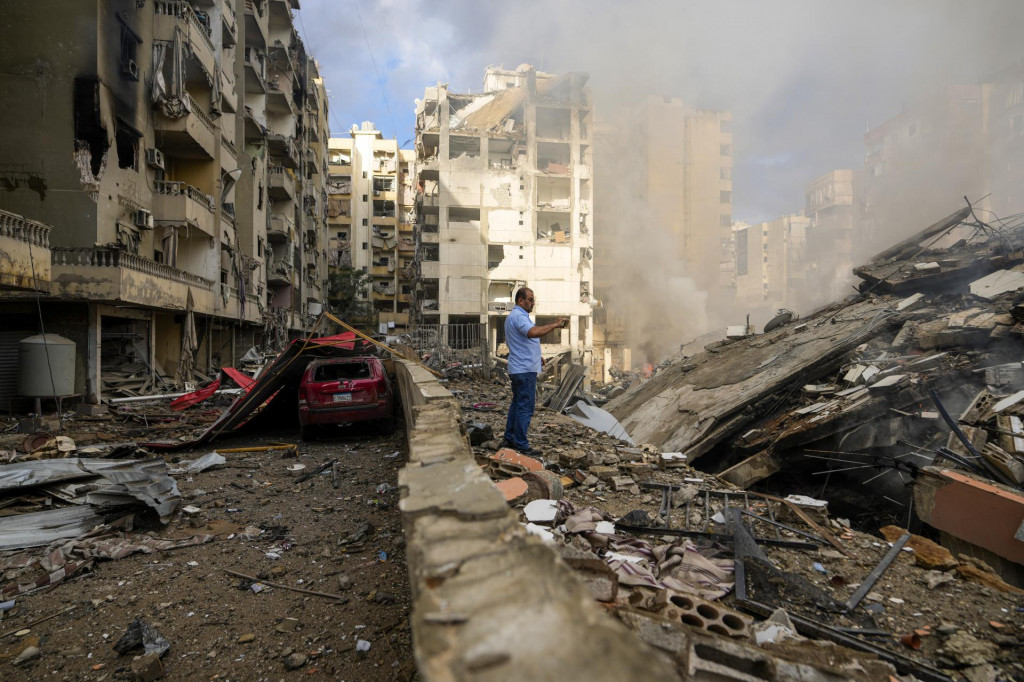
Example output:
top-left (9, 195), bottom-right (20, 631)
top-left (124, 59), bottom-right (139, 81)
top-left (133, 209), bottom-right (154, 229)
top-left (145, 148), bottom-right (165, 171)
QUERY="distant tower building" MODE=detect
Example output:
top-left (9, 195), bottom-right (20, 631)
top-left (327, 125), bottom-right (415, 331)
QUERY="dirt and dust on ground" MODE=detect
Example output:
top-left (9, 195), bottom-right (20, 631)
top-left (451, 375), bottom-right (1024, 681)
top-left (0, 408), bottom-right (416, 681)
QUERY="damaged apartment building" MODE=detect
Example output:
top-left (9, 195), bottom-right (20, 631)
top-left (412, 65), bottom-right (595, 366)
top-left (326, 124), bottom-right (416, 332)
top-left (0, 0), bottom-right (329, 407)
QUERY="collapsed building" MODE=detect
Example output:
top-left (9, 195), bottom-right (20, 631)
top-left (0, 0), bottom-right (329, 406)
top-left (411, 65), bottom-right (596, 367)
top-left (605, 203), bottom-right (1024, 585)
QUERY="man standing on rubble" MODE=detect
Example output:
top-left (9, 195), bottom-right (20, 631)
top-left (500, 287), bottom-right (567, 455)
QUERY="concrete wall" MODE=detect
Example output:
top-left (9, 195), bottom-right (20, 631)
top-left (393, 359), bottom-right (679, 681)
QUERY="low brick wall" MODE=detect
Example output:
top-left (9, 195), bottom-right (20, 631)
top-left (394, 360), bottom-right (680, 681)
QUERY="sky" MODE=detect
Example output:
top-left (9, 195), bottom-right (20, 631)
top-left (295, 0), bottom-right (1024, 223)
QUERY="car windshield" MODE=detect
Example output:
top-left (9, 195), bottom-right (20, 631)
top-left (313, 362), bottom-right (371, 381)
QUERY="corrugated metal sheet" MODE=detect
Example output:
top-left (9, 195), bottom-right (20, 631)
top-left (0, 331), bottom-right (33, 409)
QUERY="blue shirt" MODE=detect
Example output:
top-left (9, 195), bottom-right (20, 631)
top-left (505, 305), bottom-right (541, 374)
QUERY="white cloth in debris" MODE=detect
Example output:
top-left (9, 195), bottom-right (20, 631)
top-left (559, 502), bottom-right (734, 601)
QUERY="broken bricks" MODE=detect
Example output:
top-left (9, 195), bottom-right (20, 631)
top-left (487, 448), bottom-right (543, 477)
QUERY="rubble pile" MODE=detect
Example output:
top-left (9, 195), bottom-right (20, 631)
top-left (447, 376), bottom-right (1023, 680)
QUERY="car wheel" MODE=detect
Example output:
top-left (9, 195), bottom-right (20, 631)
top-left (300, 422), bottom-right (317, 441)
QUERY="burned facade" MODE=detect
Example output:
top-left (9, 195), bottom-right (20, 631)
top-left (412, 65), bottom-right (595, 365)
top-left (0, 0), bottom-right (328, 405)
top-left (326, 124), bottom-right (416, 332)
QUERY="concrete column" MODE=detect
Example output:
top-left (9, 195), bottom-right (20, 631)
top-left (86, 304), bottom-right (100, 403)
top-left (623, 347), bottom-right (632, 372)
top-left (603, 347), bottom-right (612, 383)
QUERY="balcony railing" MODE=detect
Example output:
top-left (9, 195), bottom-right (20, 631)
top-left (155, 1), bottom-right (214, 53)
top-left (0, 209), bottom-right (51, 248)
top-left (183, 92), bottom-right (215, 134)
top-left (154, 181), bottom-right (215, 211)
top-left (52, 247), bottom-right (213, 289)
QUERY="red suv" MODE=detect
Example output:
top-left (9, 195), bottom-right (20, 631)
top-left (297, 356), bottom-right (395, 439)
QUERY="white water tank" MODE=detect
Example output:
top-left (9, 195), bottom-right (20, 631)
top-left (18, 334), bottom-right (76, 397)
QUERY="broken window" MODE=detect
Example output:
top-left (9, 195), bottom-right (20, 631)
top-left (720, 190), bottom-right (732, 204)
top-left (328, 175), bottom-right (352, 193)
top-left (720, 119), bottom-right (731, 134)
top-left (373, 200), bottom-right (395, 218)
top-left (720, 214), bottom-right (732, 227)
top-left (536, 142), bottom-right (570, 173)
top-left (537, 212), bottom-right (570, 242)
top-left (422, 244), bottom-right (439, 261)
top-left (115, 120), bottom-right (140, 170)
top-left (449, 207), bottom-right (480, 224)
top-left (537, 178), bottom-right (571, 210)
top-left (74, 77), bottom-right (107, 177)
top-left (535, 107), bottom-right (571, 139)
top-left (328, 151), bottom-right (351, 165)
top-left (488, 138), bottom-right (516, 169)
top-left (372, 176), bottom-right (394, 193)
top-left (488, 245), bottom-right (504, 269)
top-left (327, 197), bottom-right (350, 217)
top-left (118, 14), bottom-right (142, 81)
top-left (449, 135), bottom-right (481, 160)
top-left (720, 144), bottom-right (732, 157)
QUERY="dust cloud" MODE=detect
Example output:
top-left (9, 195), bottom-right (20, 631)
top-left (305, 0), bottom-right (1024, 362)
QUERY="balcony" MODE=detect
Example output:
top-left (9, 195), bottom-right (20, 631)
top-left (267, 133), bottom-right (298, 168)
top-left (243, 47), bottom-right (267, 94)
top-left (153, 181), bottom-right (216, 237)
top-left (154, 2), bottom-right (216, 82)
top-left (268, 214), bottom-right (294, 242)
top-left (266, 73), bottom-right (295, 114)
top-left (219, 67), bottom-right (238, 114)
top-left (221, 0), bottom-right (238, 47)
top-left (0, 210), bottom-right (51, 292)
top-left (52, 247), bottom-right (214, 312)
top-left (267, 259), bottom-right (296, 286)
top-left (243, 0), bottom-right (268, 48)
top-left (268, 166), bottom-right (296, 200)
top-left (153, 92), bottom-right (217, 159)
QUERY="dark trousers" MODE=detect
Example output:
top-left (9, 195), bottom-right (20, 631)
top-left (504, 372), bottom-right (536, 451)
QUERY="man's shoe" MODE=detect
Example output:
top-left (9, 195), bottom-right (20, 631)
top-left (496, 439), bottom-right (515, 450)
top-left (519, 446), bottom-right (543, 457)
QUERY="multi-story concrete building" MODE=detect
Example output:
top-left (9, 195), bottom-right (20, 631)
top-left (326, 124), bottom-right (415, 331)
top-left (591, 98), bottom-right (731, 378)
top-left (862, 85), bottom-right (987, 252)
top-left (412, 65), bottom-right (594, 364)
top-left (0, 0), bottom-right (327, 405)
top-left (733, 214), bottom-right (811, 318)
top-left (802, 170), bottom-right (860, 307)
top-left (637, 97), bottom-right (734, 301)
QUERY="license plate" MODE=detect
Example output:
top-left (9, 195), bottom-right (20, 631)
top-left (332, 393), bottom-right (352, 403)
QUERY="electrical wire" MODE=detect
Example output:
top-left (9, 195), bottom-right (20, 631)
top-left (351, 1), bottom-right (400, 141)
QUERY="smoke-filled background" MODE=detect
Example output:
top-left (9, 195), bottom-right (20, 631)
top-left (298, 0), bottom-right (1024, 359)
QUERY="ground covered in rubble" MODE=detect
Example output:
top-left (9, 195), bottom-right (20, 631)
top-left (0, 418), bottom-right (415, 681)
top-left (453, 376), bottom-right (1024, 681)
